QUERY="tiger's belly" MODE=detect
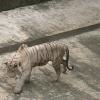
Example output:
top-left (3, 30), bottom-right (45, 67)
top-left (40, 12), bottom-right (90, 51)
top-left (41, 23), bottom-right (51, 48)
top-left (32, 58), bottom-right (49, 67)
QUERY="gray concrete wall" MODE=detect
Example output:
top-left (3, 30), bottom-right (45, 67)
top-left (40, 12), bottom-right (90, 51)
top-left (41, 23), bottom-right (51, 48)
top-left (0, 0), bottom-right (50, 11)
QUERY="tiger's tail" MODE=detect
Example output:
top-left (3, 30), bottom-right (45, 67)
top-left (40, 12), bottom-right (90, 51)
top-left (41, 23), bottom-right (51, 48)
top-left (65, 47), bottom-right (74, 70)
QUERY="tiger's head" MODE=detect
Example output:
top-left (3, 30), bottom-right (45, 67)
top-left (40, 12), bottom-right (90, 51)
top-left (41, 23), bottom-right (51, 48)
top-left (4, 53), bottom-right (22, 78)
top-left (4, 44), bottom-right (28, 78)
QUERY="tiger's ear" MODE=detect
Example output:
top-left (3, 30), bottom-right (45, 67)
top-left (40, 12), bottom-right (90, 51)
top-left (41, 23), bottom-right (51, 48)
top-left (20, 44), bottom-right (28, 49)
top-left (18, 44), bottom-right (28, 52)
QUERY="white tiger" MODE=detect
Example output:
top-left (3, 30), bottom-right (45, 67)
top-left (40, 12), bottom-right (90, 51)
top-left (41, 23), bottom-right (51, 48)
top-left (4, 42), bottom-right (73, 94)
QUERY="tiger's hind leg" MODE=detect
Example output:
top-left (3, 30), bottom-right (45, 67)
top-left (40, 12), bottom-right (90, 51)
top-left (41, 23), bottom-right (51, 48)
top-left (52, 59), bottom-right (61, 81)
top-left (61, 60), bottom-right (67, 74)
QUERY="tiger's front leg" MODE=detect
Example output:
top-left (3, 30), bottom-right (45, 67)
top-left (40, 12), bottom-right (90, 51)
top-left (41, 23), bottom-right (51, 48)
top-left (14, 66), bottom-right (31, 94)
top-left (25, 72), bottom-right (31, 83)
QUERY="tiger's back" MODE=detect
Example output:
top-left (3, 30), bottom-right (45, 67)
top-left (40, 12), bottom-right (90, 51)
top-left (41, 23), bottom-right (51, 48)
top-left (25, 42), bottom-right (65, 67)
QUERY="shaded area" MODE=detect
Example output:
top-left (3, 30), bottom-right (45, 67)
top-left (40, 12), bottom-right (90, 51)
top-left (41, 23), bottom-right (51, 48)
top-left (0, 23), bottom-right (100, 54)
top-left (74, 61), bottom-right (100, 91)
top-left (80, 34), bottom-right (100, 57)
top-left (0, 0), bottom-right (50, 11)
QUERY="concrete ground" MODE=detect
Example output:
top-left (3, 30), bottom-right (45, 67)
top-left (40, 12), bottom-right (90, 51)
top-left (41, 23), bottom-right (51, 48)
top-left (0, 29), bottom-right (100, 100)
top-left (0, 0), bottom-right (100, 100)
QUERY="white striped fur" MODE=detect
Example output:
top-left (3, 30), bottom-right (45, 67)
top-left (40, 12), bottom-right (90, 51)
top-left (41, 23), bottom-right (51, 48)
top-left (4, 42), bottom-right (73, 94)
